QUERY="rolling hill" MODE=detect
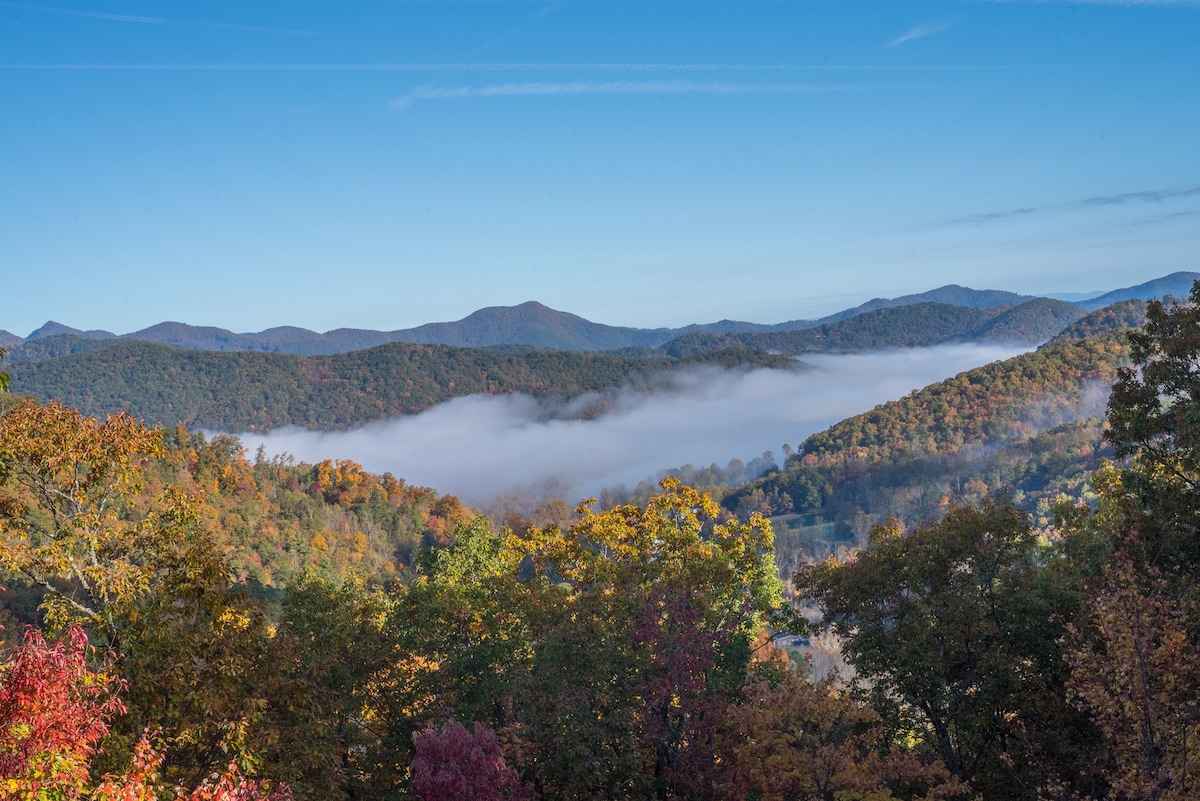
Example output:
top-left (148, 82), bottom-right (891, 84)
top-left (4, 339), bottom-right (792, 432)
top-left (719, 332), bottom-right (1131, 567)
top-left (662, 298), bottom-right (1086, 356)
top-left (1041, 299), bottom-right (1148, 349)
top-left (1077, 271), bottom-right (1200, 310)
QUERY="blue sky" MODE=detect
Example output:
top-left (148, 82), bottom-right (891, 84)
top-left (2, 0), bottom-right (1198, 336)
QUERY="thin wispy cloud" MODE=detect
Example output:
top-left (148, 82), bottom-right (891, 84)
top-left (888, 21), bottom-right (955, 48)
top-left (0, 62), bottom-right (1080, 72)
top-left (0, 2), bottom-right (162, 24)
top-left (0, 2), bottom-right (314, 35)
top-left (1118, 210), bottom-right (1200, 229)
top-left (389, 79), bottom-right (897, 108)
top-left (950, 183), bottom-right (1200, 224)
top-left (1081, 186), bottom-right (1200, 205)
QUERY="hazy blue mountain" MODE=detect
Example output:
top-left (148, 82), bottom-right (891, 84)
top-left (802, 285), bottom-right (1035, 326)
top-left (1077, 271), bottom-right (1200, 310)
top-left (386, 301), bottom-right (677, 350)
top-left (26, 321), bottom-right (117, 341)
top-left (1046, 291), bottom-right (1106, 302)
top-left (127, 321), bottom-right (358, 355)
top-left (661, 298), bottom-right (1085, 356)
top-left (5, 273), bottom-right (1190, 357)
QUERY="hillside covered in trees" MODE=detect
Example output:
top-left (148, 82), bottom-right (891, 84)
top-left (4, 340), bottom-right (790, 431)
top-left (663, 298), bottom-right (1087, 356)
top-left (2, 287), bottom-right (1200, 801)
top-left (719, 331), bottom-right (1129, 568)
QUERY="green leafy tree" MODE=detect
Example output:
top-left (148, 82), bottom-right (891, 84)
top-left (1105, 280), bottom-right (1200, 574)
top-left (266, 577), bottom-right (395, 801)
top-left (376, 481), bottom-right (795, 800)
top-left (374, 516), bottom-right (541, 797)
top-left (515, 478), bottom-right (795, 799)
top-left (797, 499), bottom-right (1098, 801)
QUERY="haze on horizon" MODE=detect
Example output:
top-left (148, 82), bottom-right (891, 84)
top-left (1, 1), bottom-right (1197, 336)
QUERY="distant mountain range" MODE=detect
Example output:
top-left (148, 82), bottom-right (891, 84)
top-left (661, 298), bottom-right (1087, 356)
top-left (3, 293), bottom-right (1154, 434)
top-left (1075, 272), bottom-right (1200, 310)
top-left (1, 272), bottom-right (1195, 357)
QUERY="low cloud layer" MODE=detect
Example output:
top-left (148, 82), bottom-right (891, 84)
top-left (237, 344), bottom-right (1030, 505)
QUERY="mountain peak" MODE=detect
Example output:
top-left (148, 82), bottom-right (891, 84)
top-left (27, 321), bottom-right (117, 341)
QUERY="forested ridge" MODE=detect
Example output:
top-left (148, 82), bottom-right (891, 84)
top-left (1041, 298), bottom-right (1148, 349)
top-left (663, 298), bottom-right (1086, 356)
top-left (716, 332), bottom-right (1128, 569)
top-left (5, 339), bottom-right (791, 431)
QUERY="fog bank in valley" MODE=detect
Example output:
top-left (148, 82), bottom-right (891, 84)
top-left (237, 344), bottom-right (1030, 504)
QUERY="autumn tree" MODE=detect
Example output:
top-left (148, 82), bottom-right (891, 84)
top-left (93, 731), bottom-right (293, 801)
top-left (409, 719), bottom-right (528, 801)
top-left (1060, 280), bottom-right (1200, 799)
top-left (0, 400), bottom-right (166, 634)
top-left (514, 478), bottom-right (797, 799)
top-left (0, 401), bottom-right (288, 791)
top-left (715, 671), bottom-right (966, 801)
top-left (1068, 555), bottom-right (1200, 801)
top-left (0, 625), bottom-right (124, 799)
top-left (0, 621), bottom-right (289, 801)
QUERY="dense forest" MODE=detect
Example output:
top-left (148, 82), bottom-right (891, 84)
top-left (1041, 298), bottom-right (1148, 349)
top-left (3, 288), bottom-right (1200, 800)
top-left (4, 340), bottom-right (790, 431)
top-left (721, 332), bottom-right (1127, 567)
top-left (662, 298), bottom-right (1086, 356)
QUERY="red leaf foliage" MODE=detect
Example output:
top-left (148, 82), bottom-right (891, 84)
top-left (0, 625), bottom-right (125, 792)
top-left (410, 719), bottom-right (528, 801)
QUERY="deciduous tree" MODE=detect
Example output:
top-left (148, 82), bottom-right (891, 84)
top-left (797, 499), bottom-right (1097, 800)
top-left (409, 719), bottom-right (528, 801)
top-left (0, 625), bottom-right (123, 799)
top-left (716, 671), bottom-right (966, 801)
